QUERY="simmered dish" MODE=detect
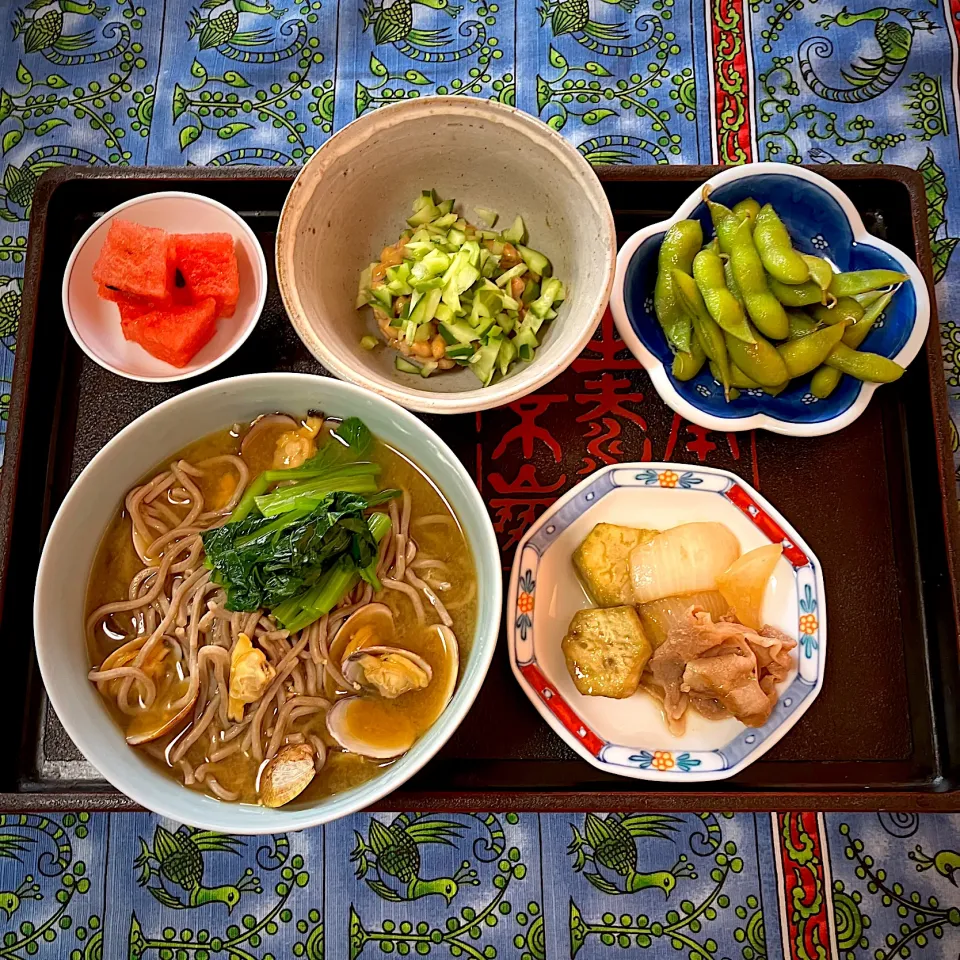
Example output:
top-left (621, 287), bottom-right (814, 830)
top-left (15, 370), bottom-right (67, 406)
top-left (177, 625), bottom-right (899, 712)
top-left (563, 520), bottom-right (795, 734)
top-left (85, 414), bottom-right (476, 806)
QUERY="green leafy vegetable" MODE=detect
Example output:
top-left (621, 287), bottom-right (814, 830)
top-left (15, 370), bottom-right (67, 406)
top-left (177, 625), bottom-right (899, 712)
top-left (202, 417), bottom-right (398, 632)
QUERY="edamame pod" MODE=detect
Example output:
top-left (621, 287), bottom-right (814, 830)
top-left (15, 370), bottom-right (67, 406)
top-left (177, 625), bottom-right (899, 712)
top-left (692, 247), bottom-right (754, 343)
top-left (729, 218), bottom-right (789, 339)
top-left (786, 310), bottom-right (820, 340)
top-left (707, 199), bottom-right (738, 255)
top-left (843, 289), bottom-right (894, 349)
top-left (672, 268), bottom-right (732, 397)
top-left (810, 366), bottom-right (843, 399)
top-left (723, 256), bottom-right (744, 306)
top-left (672, 339), bottom-right (706, 380)
top-left (801, 254), bottom-right (834, 293)
top-left (754, 204), bottom-right (810, 284)
top-left (809, 296), bottom-right (864, 326)
top-left (724, 326), bottom-right (789, 387)
top-left (823, 342), bottom-right (905, 382)
top-left (776, 322), bottom-right (847, 378)
top-left (708, 359), bottom-right (785, 393)
top-left (767, 276), bottom-right (827, 307)
top-left (732, 197), bottom-right (761, 226)
top-left (829, 269), bottom-right (908, 298)
top-left (654, 219), bottom-right (703, 354)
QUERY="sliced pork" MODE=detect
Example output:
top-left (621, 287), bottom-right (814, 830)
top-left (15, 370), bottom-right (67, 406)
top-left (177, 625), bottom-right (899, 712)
top-left (646, 606), bottom-right (796, 733)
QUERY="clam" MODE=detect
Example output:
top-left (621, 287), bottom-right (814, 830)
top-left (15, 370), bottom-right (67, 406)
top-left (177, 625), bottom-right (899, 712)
top-left (259, 742), bottom-right (316, 808)
top-left (329, 603), bottom-right (395, 666)
top-left (326, 624), bottom-right (461, 760)
top-left (99, 638), bottom-right (198, 746)
top-left (325, 697), bottom-right (417, 760)
top-left (341, 645), bottom-right (432, 699)
top-left (240, 414), bottom-right (297, 457)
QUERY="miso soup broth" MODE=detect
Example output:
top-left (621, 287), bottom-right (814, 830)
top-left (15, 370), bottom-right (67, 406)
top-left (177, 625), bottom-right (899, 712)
top-left (85, 413), bottom-right (476, 807)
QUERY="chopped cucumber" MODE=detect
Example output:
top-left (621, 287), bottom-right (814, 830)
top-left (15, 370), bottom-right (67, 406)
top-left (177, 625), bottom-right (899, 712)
top-left (440, 319), bottom-right (480, 346)
top-left (469, 341), bottom-right (501, 385)
top-left (517, 245), bottom-right (551, 277)
top-left (395, 356), bottom-right (421, 374)
top-left (501, 215), bottom-right (526, 245)
top-left (475, 206), bottom-right (498, 227)
top-left (496, 263), bottom-right (528, 287)
top-left (362, 191), bottom-right (565, 388)
top-left (445, 342), bottom-right (475, 359)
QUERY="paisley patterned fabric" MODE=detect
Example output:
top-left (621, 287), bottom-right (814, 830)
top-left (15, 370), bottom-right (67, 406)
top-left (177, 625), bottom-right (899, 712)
top-left (2, 3), bottom-right (960, 950)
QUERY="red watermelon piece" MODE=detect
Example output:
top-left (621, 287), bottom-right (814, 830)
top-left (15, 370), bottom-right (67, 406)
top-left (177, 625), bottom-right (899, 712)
top-left (126, 297), bottom-right (218, 367)
top-left (92, 219), bottom-right (172, 301)
top-left (117, 299), bottom-right (150, 340)
top-left (171, 233), bottom-right (239, 317)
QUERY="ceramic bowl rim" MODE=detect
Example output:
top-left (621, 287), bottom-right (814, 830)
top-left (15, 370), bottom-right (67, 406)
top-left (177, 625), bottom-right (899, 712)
top-left (275, 95), bottom-right (617, 414)
top-left (33, 372), bottom-right (502, 833)
top-left (61, 190), bottom-right (268, 384)
top-left (506, 461), bottom-right (826, 782)
top-left (609, 162), bottom-right (931, 437)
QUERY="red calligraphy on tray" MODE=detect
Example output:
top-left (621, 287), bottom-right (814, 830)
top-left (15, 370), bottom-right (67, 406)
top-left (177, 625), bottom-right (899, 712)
top-left (476, 318), bottom-right (762, 563)
top-left (575, 373), bottom-right (651, 473)
top-left (572, 308), bottom-right (642, 373)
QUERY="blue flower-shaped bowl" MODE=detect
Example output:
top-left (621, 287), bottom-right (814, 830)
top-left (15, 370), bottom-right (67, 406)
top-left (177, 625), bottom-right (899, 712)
top-left (610, 163), bottom-right (931, 436)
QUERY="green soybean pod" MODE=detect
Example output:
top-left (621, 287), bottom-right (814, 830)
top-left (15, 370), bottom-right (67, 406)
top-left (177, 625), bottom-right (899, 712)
top-left (672, 268), bottom-right (733, 397)
top-left (809, 297), bottom-right (865, 326)
top-left (692, 247), bottom-right (754, 342)
top-left (843, 289), bottom-right (895, 349)
top-left (828, 269), bottom-right (908, 298)
top-left (729, 218), bottom-right (789, 340)
top-left (801, 254), bottom-right (834, 293)
top-left (823, 343), bottom-right (905, 382)
top-left (732, 197), bottom-right (761, 226)
top-left (786, 310), bottom-right (820, 340)
top-left (654, 219), bottom-right (703, 354)
top-left (723, 256), bottom-right (745, 306)
top-left (672, 338), bottom-right (707, 380)
top-left (753, 204), bottom-right (810, 284)
top-left (708, 359), bottom-right (779, 392)
top-left (707, 199), bottom-right (738, 255)
top-left (776, 322), bottom-right (847, 378)
top-left (724, 326), bottom-right (789, 387)
top-left (767, 276), bottom-right (826, 307)
top-left (810, 365), bottom-right (843, 399)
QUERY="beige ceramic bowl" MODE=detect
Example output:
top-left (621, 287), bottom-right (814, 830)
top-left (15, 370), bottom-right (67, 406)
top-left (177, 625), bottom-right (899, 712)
top-left (276, 97), bottom-right (616, 414)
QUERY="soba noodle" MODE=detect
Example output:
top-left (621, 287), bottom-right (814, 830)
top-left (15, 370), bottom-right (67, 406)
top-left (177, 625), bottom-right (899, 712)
top-left (85, 416), bottom-right (477, 806)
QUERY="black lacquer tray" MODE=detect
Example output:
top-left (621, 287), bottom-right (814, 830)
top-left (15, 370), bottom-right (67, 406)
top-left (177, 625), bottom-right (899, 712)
top-left (2, 165), bottom-right (958, 812)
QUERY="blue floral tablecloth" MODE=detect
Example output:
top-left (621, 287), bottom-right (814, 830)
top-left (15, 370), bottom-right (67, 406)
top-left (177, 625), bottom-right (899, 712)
top-left (2, 0), bottom-right (960, 956)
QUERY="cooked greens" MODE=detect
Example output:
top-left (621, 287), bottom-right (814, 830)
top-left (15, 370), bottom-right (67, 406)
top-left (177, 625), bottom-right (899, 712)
top-left (202, 417), bottom-right (398, 633)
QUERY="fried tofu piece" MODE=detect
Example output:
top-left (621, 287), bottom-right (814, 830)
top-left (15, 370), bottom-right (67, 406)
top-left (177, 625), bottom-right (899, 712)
top-left (561, 606), bottom-right (653, 699)
top-left (573, 523), bottom-right (659, 606)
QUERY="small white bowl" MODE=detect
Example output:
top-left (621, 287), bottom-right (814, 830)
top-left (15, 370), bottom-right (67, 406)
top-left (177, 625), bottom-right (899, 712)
top-left (34, 373), bottom-right (502, 833)
top-left (62, 191), bottom-right (268, 383)
top-left (276, 96), bottom-right (616, 414)
top-left (506, 462), bottom-right (825, 782)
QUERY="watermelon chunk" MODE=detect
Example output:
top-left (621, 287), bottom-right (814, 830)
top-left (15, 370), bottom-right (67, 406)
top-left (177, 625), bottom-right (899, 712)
top-left (92, 219), bottom-right (171, 301)
top-left (117, 299), bottom-right (150, 340)
top-left (126, 297), bottom-right (218, 367)
top-left (172, 233), bottom-right (240, 317)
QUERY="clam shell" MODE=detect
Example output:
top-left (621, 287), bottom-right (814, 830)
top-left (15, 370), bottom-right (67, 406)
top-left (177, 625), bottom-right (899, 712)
top-left (240, 413), bottom-right (297, 457)
top-left (99, 638), bottom-right (197, 746)
top-left (325, 697), bottom-right (416, 760)
top-left (330, 603), bottom-right (395, 667)
top-left (259, 742), bottom-right (316, 808)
